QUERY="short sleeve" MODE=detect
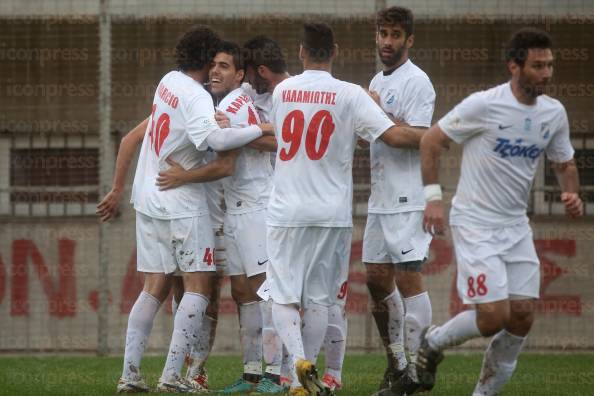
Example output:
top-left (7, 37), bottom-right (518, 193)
top-left (545, 107), bottom-right (575, 163)
top-left (401, 76), bottom-right (435, 127)
top-left (185, 92), bottom-right (219, 151)
top-left (438, 92), bottom-right (489, 144)
top-left (353, 86), bottom-right (395, 142)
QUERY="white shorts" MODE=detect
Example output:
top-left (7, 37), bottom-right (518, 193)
top-left (362, 211), bottom-right (432, 266)
top-left (225, 210), bottom-right (268, 277)
top-left (265, 226), bottom-right (352, 308)
top-left (136, 212), bottom-right (216, 274)
top-left (451, 223), bottom-right (540, 304)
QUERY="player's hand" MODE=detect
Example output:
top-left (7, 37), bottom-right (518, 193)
top-left (367, 89), bottom-right (380, 105)
top-left (96, 188), bottom-right (122, 222)
top-left (215, 110), bottom-right (231, 128)
top-left (561, 192), bottom-right (583, 218)
top-left (156, 158), bottom-right (188, 191)
top-left (258, 123), bottom-right (275, 136)
top-left (423, 200), bottom-right (446, 236)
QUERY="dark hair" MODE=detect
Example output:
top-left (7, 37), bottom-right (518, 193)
top-left (243, 35), bottom-right (287, 73)
top-left (376, 6), bottom-right (414, 37)
top-left (301, 22), bottom-right (335, 62)
top-left (216, 40), bottom-right (244, 71)
top-left (505, 28), bottom-right (553, 66)
top-left (175, 25), bottom-right (221, 71)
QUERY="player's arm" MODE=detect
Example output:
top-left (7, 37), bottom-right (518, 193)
top-left (379, 124), bottom-right (426, 148)
top-left (215, 109), bottom-right (277, 152)
top-left (247, 135), bottom-right (277, 152)
top-left (420, 124), bottom-right (452, 235)
top-left (97, 117), bottom-right (149, 222)
top-left (550, 159), bottom-right (583, 217)
top-left (156, 150), bottom-right (238, 191)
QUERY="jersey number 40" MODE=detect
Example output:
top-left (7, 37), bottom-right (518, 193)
top-left (148, 104), bottom-right (171, 157)
top-left (279, 109), bottom-right (335, 161)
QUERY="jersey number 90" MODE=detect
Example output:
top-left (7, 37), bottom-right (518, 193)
top-left (279, 110), bottom-right (335, 161)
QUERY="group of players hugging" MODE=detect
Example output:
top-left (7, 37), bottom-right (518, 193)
top-left (97, 5), bottom-right (583, 396)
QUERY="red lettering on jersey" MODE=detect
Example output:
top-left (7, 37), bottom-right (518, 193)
top-left (157, 83), bottom-right (179, 109)
top-left (226, 94), bottom-right (250, 115)
top-left (248, 105), bottom-right (259, 125)
top-left (303, 91), bottom-right (311, 103)
top-left (282, 90), bottom-right (337, 105)
top-left (296, 90), bottom-right (303, 102)
top-left (290, 90), bottom-right (298, 102)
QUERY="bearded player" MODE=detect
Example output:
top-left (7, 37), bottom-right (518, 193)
top-left (416, 28), bottom-right (582, 395)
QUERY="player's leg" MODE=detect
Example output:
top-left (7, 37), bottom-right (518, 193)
top-left (364, 214), bottom-right (408, 381)
top-left (473, 229), bottom-right (539, 396)
top-left (473, 298), bottom-right (533, 396)
top-left (267, 226), bottom-right (309, 392)
top-left (322, 301), bottom-right (347, 391)
top-left (186, 231), bottom-right (226, 390)
top-left (300, 227), bottom-right (352, 394)
top-left (159, 216), bottom-right (215, 391)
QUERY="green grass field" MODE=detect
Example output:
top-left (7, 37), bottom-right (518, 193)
top-left (0, 353), bottom-right (592, 395)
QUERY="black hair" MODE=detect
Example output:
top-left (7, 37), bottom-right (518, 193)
top-left (243, 35), bottom-right (288, 73)
top-left (301, 22), bottom-right (335, 62)
top-left (175, 25), bottom-right (221, 71)
top-left (505, 27), bottom-right (553, 66)
top-left (376, 6), bottom-right (414, 37)
top-left (216, 40), bottom-right (244, 71)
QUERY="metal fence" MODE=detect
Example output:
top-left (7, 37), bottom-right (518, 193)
top-left (1, 0), bottom-right (594, 354)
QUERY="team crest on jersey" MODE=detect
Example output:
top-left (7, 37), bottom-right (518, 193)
top-left (386, 95), bottom-right (395, 105)
top-left (540, 122), bottom-right (550, 140)
top-left (523, 118), bottom-right (532, 132)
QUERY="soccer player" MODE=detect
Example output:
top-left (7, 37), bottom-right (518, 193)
top-left (416, 28), bottom-right (583, 395)
top-left (160, 40), bottom-right (283, 394)
top-left (242, 35), bottom-right (348, 392)
top-left (97, 26), bottom-right (274, 393)
top-left (363, 7), bottom-right (436, 395)
top-left (266, 22), bottom-right (429, 396)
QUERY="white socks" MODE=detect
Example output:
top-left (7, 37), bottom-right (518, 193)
top-left (323, 304), bottom-right (347, 381)
top-left (473, 330), bottom-right (525, 396)
top-left (302, 303), bottom-right (329, 363)
top-left (428, 309), bottom-right (481, 351)
top-left (260, 300), bottom-right (283, 377)
top-left (403, 292), bottom-right (432, 362)
top-left (161, 292), bottom-right (209, 382)
top-left (122, 291), bottom-right (161, 381)
top-left (384, 290), bottom-right (407, 370)
top-left (272, 302), bottom-right (304, 388)
top-left (187, 315), bottom-right (216, 378)
top-left (239, 301), bottom-right (264, 378)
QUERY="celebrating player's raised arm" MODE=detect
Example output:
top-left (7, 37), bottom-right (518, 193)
top-left (96, 117), bottom-right (149, 222)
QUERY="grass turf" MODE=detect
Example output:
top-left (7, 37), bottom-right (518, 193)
top-left (0, 353), bottom-right (593, 395)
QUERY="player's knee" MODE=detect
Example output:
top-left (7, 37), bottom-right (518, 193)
top-left (366, 266), bottom-right (394, 301)
top-left (506, 308), bottom-right (535, 336)
top-left (477, 311), bottom-right (507, 337)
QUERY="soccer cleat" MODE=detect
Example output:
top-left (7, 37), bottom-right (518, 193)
top-left (252, 377), bottom-right (286, 393)
top-left (219, 378), bottom-right (257, 393)
top-left (186, 368), bottom-right (208, 391)
top-left (288, 386), bottom-right (310, 396)
top-left (157, 375), bottom-right (204, 393)
top-left (415, 326), bottom-right (444, 391)
top-left (295, 359), bottom-right (332, 396)
top-left (370, 367), bottom-right (408, 396)
top-left (116, 377), bottom-right (150, 393)
top-left (321, 373), bottom-right (342, 391)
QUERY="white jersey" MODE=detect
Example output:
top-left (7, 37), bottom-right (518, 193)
top-left (438, 82), bottom-right (574, 228)
top-left (203, 149), bottom-right (226, 229)
top-left (368, 60), bottom-right (436, 213)
top-left (268, 70), bottom-right (394, 227)
top-left (218, 87), bottom-right (273, 214)
top-left (242, 82), bottom-right (273, 122)
top-left (131, 71), bottom-right (222, 219)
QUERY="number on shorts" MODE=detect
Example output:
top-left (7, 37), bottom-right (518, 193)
top-left (203, 248), bottom-right (214, 266)
top-left (467, 273), bottom-right (488, 298)
top-left (148, 104), bottom-right (171, 157)
top-left (279, 109), bottom-right (335, 161)
top-left (337, 281), bottom-right (348, 299)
